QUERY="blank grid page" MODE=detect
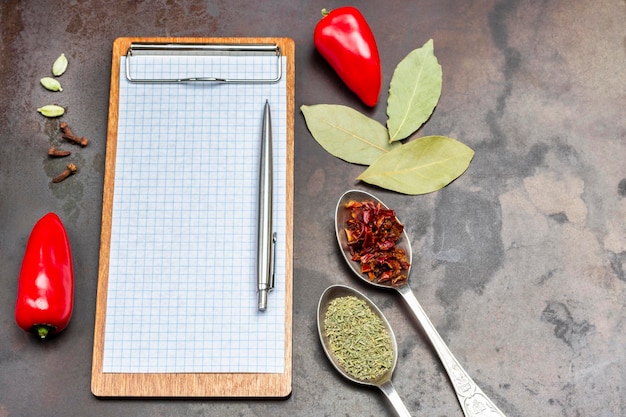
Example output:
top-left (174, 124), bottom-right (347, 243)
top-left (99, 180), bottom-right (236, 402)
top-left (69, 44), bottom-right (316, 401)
top-left (102, 54), bottom-right (287, 373)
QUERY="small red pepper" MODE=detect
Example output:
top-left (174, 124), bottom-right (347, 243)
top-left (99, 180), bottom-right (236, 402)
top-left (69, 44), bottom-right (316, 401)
top-left (314, 6), bottom-right (382, 106)
top-left (15, 213), bottom-right (74, 339)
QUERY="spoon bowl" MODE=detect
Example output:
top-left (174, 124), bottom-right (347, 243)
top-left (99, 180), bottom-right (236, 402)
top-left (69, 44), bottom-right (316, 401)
top-left (335, 189), bottom-right (413, 291)
top-left (317, 284), bottom-right (411, 417)
top-left (334, 189), bottom-right (507, 417)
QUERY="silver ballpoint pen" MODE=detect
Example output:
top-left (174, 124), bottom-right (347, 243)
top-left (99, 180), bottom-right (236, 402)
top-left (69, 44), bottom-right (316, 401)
top-left (257, 100), bottom-right (275, 311)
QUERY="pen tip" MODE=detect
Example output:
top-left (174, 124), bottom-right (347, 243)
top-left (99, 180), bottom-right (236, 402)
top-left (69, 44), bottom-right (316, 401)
top-left (258, 289), bottom-right (268, 311)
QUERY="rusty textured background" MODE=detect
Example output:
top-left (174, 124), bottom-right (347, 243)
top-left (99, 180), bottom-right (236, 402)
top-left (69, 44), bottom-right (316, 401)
top-left (1, 1), bottom-right (625, 416)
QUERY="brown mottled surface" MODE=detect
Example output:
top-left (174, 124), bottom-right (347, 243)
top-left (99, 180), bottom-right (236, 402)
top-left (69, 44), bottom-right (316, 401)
top-left (1, 1), bottom-right (625, 416)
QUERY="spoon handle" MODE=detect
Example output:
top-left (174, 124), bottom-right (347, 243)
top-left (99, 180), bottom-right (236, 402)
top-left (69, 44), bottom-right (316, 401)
top-left (379, 380), bottom-right (412, 417)
top-left (398, 286), bottom-right (507, 417)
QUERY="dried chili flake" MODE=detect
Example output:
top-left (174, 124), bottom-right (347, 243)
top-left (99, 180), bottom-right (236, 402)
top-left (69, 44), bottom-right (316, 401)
top-left (344, 200), bottom-right (410, 286)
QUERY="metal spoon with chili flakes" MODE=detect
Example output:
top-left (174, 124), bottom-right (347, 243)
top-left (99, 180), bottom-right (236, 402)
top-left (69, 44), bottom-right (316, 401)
top-left (335, 189), bottom-right (508, 417)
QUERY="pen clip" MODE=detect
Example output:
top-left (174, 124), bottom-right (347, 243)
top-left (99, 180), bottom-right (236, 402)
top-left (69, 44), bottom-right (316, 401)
top-left (269, 232), bottom-right (277, 291)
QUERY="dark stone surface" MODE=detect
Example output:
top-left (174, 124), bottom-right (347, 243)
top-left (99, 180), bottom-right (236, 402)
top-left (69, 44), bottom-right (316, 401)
top-left (1, 1), bottom-right (625, 416)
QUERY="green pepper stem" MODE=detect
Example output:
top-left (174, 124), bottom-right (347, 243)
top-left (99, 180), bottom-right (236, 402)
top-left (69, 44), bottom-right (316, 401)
top-left (31, 325), bottom-right (56, 339)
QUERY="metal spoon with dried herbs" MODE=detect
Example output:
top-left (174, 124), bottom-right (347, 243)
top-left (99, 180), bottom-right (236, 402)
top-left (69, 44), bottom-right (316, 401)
top-left (324, 294), bottom-right (394, 381)
top-left (317, 285), bottom-right (411, 416)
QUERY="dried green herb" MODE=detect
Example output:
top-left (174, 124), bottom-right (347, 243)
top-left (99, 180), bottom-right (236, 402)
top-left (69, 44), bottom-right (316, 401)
top-left (40, 77), bottom-right (63, 92)
top-left (358, 135), bottom-right (474, 195)
top-left (387, 39), bottom-right (442, 143)
top-left (324, 295), bottom-right (394, 381)
top-left (37, 104), bottom-right (65, 118)
top-left (52, 53), bottom-right (68, 76)
top-left (301, 104), bottom-right (399, 165)
top-left (302, 38), bottom-right (473, 195)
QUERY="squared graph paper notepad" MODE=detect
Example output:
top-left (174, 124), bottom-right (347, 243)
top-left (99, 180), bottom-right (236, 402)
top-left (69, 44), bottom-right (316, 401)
top-left (92, 37), bottom-right (294, 398)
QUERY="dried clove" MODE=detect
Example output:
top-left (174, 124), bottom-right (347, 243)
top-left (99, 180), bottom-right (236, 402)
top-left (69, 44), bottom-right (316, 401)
top-left (48, 147), bottom-right (71, 157)
top-left (52, 163), bottom-right (77, 183)
top-left (59, 122), bottom-right (88, 147)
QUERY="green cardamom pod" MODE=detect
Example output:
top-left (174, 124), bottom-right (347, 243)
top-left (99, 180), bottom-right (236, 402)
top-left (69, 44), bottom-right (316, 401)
top-left (37, 105), bottom-right (65, 118)
top-left (52, 53), bottom-right (68, 76)
top-left (40, 77), bottom-right (63, 92)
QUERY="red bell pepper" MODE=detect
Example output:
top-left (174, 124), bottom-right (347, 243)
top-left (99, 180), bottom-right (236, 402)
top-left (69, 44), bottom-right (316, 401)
top-left (15, 213), bottom-right (74, 339)
top-left (314, 6), bottom-right (382, 106)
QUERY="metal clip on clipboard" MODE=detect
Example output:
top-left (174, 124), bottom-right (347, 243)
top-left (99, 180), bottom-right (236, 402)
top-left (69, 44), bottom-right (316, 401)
top-left (125, 43), bottom-right (282, 84)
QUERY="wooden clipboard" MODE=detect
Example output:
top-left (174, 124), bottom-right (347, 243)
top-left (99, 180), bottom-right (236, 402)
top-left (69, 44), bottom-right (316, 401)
top-left (91, 37), bottom-right (294, 398)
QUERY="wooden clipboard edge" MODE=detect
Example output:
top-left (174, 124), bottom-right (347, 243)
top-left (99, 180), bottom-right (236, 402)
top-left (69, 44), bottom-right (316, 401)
top-left (91, 37), bottom-right (294, 398)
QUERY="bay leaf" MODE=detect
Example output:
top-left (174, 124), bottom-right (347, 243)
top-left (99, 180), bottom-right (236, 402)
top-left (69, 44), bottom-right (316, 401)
top-left (301, 104), bottom-right (400, 165)
top-left (387, 39), bottom-right (442, 143)
top-left (357, 135), bottom-right (474, 195)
